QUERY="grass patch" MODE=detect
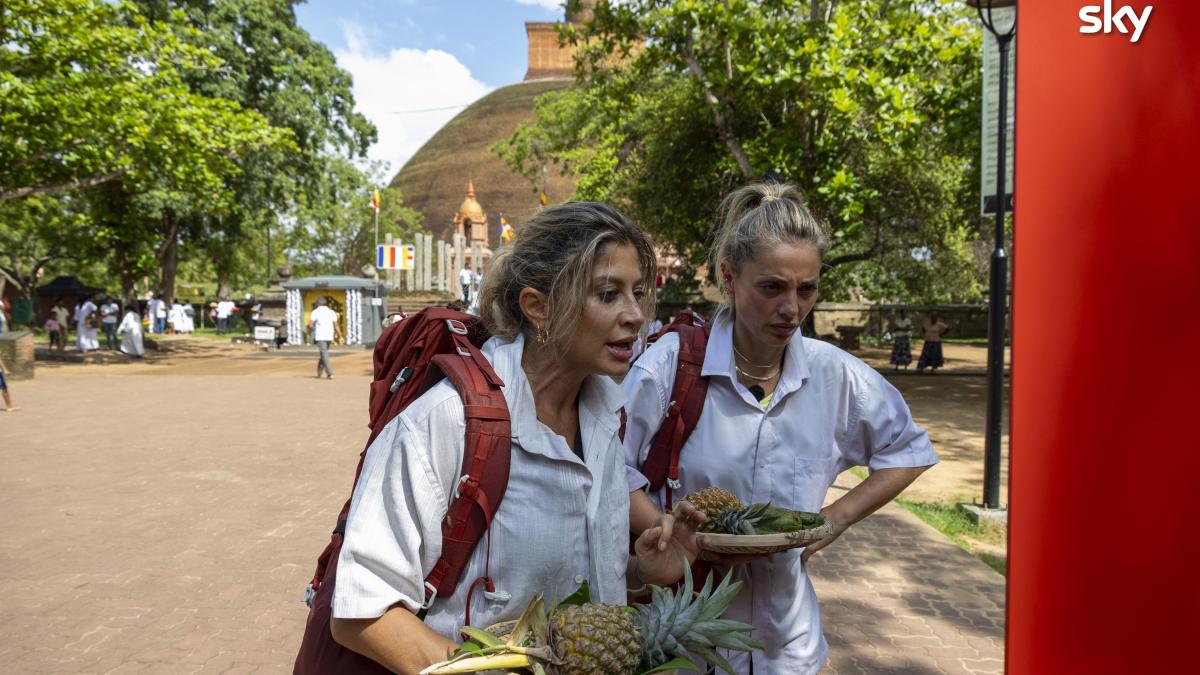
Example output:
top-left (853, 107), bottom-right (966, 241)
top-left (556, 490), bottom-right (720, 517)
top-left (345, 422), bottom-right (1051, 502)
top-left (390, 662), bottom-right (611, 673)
top-left (895, 499), bottom-right (1007, 576)
top-left (849, 467), bottom-right (1007, 576)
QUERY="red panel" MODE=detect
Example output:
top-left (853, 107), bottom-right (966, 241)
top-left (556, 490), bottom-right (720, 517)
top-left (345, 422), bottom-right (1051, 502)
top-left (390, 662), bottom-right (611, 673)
top-left (1010, 1), bottom-right (1200, 672)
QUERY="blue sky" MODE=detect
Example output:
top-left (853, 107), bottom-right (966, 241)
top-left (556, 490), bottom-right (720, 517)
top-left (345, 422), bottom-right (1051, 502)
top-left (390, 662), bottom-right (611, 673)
top-left (295, 0), bottom-right (566, 175)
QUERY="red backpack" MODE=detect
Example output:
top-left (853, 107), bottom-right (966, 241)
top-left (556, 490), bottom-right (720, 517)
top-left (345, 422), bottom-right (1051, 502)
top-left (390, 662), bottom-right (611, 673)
top-left (294, 308), bottom-right (512, 675)
top-left (639, 308), bottom-right (712, 510)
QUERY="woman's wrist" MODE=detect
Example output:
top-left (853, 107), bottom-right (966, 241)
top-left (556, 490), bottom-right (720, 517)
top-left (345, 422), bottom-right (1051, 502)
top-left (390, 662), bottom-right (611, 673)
top-left (627, 556), bottom-right (649, 593)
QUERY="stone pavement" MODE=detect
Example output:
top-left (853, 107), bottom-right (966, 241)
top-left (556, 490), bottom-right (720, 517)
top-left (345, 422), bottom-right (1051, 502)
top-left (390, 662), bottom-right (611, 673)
top-left (0, 349), bottom-right (1005, 673)
top-left (811, 475), bottom-right (1005, 674)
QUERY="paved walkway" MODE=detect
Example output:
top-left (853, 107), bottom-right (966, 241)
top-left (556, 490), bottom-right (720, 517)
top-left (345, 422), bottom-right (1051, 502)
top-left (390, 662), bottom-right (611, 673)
top-left (813, 475), bottom-right (1005, 674)
top-left (0, 344), bottom-right (1005, 673)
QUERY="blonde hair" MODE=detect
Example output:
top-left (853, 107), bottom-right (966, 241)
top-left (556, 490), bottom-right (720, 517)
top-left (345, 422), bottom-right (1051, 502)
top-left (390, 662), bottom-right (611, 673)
top-left (478, 202), bottom-right (657, 356)
top-left (709, 181), bottom-right (830, 312)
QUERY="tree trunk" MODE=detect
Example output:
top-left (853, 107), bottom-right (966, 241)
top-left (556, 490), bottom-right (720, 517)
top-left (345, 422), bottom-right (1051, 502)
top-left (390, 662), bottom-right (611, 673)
top-left (156, 212), bottom-right (180, 306)
top-left (113, 240), bottom-right (137, 303)
top-left (216, 272), bottom-right (231, 301)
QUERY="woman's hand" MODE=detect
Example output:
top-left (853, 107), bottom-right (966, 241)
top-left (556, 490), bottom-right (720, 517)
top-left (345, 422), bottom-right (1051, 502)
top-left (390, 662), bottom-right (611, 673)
top-left (632, 503), bottom-right (705, 586)
top-left (799, 508), bottom-right (847, 563)
top-left (798, 466), bottom-right (931, 564)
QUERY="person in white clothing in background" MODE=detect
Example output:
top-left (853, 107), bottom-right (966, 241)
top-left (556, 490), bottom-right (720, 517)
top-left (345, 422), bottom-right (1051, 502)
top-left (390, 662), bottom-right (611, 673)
top-left (154, 294), bottom-right (168, 334)
top-left (457, 264), bottom-right (474, 305)
top-left (99, 295), bottom-right (120, 349)
top-left (75, 295), bottom-right (99, 352)
top-left (215, 297), bottom-right (236, 334)
top-left (623, 182), bottom-right (938, 674)
top-left (118, 302), bottom-right (144, 357)
top-left (318, 202), bottom-right (699, 675)
top-left (167, 300), bottom-right (185, 335)
top-left (307, 297), bottom-right (342, 379)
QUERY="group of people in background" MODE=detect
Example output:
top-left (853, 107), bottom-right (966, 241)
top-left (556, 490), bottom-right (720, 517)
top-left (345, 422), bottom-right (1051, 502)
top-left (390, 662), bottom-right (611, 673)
top-left (143, 294), bottom-right (197, 335)
top-left (39, 295), bottom-right (147, 358)
top-left (889, 309), bottom-right (950, 372)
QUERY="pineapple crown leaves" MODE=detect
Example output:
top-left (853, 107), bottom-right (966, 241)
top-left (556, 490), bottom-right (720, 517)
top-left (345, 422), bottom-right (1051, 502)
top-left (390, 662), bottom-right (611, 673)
top-left (708, 502), bottom-right (772, 535)
top-left (633, 561), bottom-right (762, 675)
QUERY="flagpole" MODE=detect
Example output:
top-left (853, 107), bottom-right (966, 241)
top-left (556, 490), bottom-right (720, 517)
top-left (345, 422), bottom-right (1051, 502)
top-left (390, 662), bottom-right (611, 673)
top-left (372, 188), bottom-right (381, 329)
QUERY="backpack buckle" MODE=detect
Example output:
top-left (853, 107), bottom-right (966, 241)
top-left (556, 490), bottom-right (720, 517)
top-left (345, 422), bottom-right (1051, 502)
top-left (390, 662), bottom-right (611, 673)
top-left (419, 581), bottom-right (439, 610)
top-left (390, 366), bottom-right (412, 393)
top-left (302, 583), bottom-right (315, 607)
top-left (455, 474), bottom-right (473, 498)
top-left (667, 478), bottom-right (682, 490)
top-left (445, 319), bottom-right (469, 335)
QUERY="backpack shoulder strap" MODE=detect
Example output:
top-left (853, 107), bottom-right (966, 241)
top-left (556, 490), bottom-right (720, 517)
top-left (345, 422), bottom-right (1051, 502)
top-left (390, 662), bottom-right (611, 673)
top-left (640, 313), bottom-right (712, 509)
top-left (418, 349), bottom-right (511, 614)
top-left (306, 310), bottom-right (508, 609)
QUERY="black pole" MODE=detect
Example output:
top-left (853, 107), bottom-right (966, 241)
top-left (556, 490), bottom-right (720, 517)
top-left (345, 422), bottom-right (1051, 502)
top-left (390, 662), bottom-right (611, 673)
top-left (981, 10), bottom-right (1015, 510)
top-left (266, 223), bottom-right (272, 289)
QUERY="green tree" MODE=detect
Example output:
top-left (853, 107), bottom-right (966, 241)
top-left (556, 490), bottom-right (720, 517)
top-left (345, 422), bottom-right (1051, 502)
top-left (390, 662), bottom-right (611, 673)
top-left (129, 0), bottom-right (377, 300)
top-left (1, 0), bottom-right (287, 201)
top-left (288, 160), bottom-right (424, 277)
top-left (2, 0), bottom-right (296, 309)
top-left (499, 0), bottom-right (985, 302)
top-left (0, 196), bottom-right (102, 324)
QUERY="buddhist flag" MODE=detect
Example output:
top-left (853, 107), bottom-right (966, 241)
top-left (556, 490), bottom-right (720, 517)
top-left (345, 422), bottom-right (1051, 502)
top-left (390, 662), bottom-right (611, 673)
top-left (376, 244), bottom-right (399, 269)
top-left (371, 188), bottom-right (381, 212)
top-left (400, 244), bottom-right (416, 271)
top-left (501, 213), bottom-right (514, 243)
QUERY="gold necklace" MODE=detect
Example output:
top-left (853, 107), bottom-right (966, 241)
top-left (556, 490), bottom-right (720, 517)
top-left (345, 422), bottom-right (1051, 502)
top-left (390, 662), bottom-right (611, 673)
top-left (729, 343), bottom-right (777, 369)
top-left (736, 365), bottom-right (779, 382)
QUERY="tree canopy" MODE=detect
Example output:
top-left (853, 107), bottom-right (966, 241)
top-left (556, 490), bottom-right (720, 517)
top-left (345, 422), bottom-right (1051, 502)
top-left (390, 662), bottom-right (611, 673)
top-left (1, 0), bottom-right (406, 314)
top-left (499, 0), bottom-right (986, 302)
top-left (1, 0), bottom-right (290, 202)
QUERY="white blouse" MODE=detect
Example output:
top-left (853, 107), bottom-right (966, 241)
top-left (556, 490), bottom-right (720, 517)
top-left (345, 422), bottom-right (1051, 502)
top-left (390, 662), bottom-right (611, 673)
top-left (334, 334), bottom-right (631, 639)
top-left (622, 310), bottom-right (937, 674)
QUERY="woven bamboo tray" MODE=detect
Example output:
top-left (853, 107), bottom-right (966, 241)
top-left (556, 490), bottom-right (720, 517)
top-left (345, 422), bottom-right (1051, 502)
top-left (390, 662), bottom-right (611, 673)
top-left (699, 521), bottom-right (833, 555)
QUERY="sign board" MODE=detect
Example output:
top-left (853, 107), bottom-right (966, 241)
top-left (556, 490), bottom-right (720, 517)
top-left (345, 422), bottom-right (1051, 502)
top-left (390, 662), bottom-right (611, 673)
top-left (981, 7), bottom-right (1015, 215)
top-left (369, 297), bottom-right (383, 306)
top-left (253, 326), bottom-right (276, 341)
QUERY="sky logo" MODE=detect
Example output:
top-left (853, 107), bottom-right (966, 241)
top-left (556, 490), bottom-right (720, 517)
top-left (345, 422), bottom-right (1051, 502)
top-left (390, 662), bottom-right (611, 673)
top-left (1079, 2), bottom-right (1154, 43)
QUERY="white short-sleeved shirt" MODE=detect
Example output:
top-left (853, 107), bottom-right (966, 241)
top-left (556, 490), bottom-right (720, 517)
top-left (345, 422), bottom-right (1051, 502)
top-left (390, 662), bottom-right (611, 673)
top-left (458, 268), bottom-right (474, 286)
top-left (333, 334), bottom-right (631, 639)
top-left (215, 301), bottom-right (234, 319)
top-left (622, 310), bottom-right (937, 674)
top-left (309, 306), bottom-right (338, 342)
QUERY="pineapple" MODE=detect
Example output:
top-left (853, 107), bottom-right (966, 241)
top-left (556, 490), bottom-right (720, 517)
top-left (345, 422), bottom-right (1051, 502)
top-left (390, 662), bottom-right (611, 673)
top-left (678, 487), bottom-right (743, 522)
top-left (682, 487), bottom-right (827, 536)
top-left (551, 603), bottom-right (641, 673)
top-left (421, 564), bottom-right (761, 675)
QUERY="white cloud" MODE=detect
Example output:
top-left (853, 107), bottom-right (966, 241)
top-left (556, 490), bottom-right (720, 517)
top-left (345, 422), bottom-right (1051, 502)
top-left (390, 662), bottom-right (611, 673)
top-left (514, 0), bottom-right (565, 11)
top-left (334, 21), bottom-right (493, 175)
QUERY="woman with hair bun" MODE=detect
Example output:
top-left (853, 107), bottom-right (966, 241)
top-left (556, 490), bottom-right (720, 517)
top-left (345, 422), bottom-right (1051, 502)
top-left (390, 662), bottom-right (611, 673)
top-left (326, 202), bottom-right (700, 675)
top-left (622, 182), bottom-right (938, 674)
